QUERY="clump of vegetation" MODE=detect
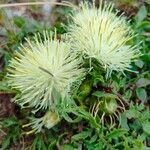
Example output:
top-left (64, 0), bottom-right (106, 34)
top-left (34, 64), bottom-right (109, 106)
top-left (0, 0), bottom-right (149, 149)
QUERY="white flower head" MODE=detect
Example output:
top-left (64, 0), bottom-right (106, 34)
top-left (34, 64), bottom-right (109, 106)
top-left (67, 1), bottom-right (140, 75)
top-left (7, 31), bottom-right (84, 110)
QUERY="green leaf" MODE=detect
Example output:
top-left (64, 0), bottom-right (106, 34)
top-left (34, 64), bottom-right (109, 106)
top-left (94, 141), bottom-right (103, 150)
top-left (71, 108), bottom-right (101, 129)
top-left (123, 89), bottom-right (132, 101)
top-left (111, 81), bottom-right (120, 92)
top-left (120, 114), bottom-right (130, 131)
top-left (90, 71), bottom-right (104, 84)
top-left (4, 52), bottom-right (12, 67)
top-left (142, 123), bottom-right (150, 135)
top-left (129, 119), bottom-right (141, 131)
top-left (14, 17), bottom-right (26, 28)
top-left (31, 135), bottom-right (47, 150)
top-left (61, 144), bottom-right (75, 150)
top-left (136, 5), bottom-right (147, 23)
top-left (92, 91), bottom-right (116, 98)
top-left (142, 146), bottom-right (150, 150)
top-left (62, 112), bottom-right (81, 123)
top-left (136, 88), bottom-right (147, 103)
top-left (135, 60), bottom-right (144, 68)
top-left (141, 54), bottom-right (150, 63)
top-left (2, 136), bottom-right (11, 150)
top-left (126, 108), bottom-right (140, 119)
top-left (133, 139), bottom-right (144, 149)
top-left (72, 130), bottom-right (92, 141)
top-left (1, 117), bottom-right (18, 127)
top-left (136, 78), bottom-right (150, 87)
top-left (106, 129), bottom-right (127, 140)
top-left (89, 134), bottom-right (98, 143)
top-left (124, 141), bottom-right (130, 150)
top-left (47, 135), bottom-right (57, 149)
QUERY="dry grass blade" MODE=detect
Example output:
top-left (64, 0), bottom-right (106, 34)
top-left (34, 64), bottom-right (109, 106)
top-left (0, 1), bottom-right (77, 9)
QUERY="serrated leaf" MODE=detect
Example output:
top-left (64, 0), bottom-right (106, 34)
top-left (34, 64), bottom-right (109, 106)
top-left (2, 136), bottom-right (11, 150)
top-left (72, 130), bottom-right (92, 141)
top-left (126, 109), bottom-right (140, 119)
top-left (136, 88), bottom-right (147, 103)
top-left (106, 129), bottom-right (127, 140)
top-left (1, 118), bottom-right (18, 127)
top-left (71, 108), bottom-right (100, 129)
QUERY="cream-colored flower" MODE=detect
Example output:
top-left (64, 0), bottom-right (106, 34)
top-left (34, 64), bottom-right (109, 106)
top-left (7, 32), bottom-right (84, 110)
top-left (67, 1), bottom-right (140, 75)
top-left (23, 110), bottom-right (60, 133)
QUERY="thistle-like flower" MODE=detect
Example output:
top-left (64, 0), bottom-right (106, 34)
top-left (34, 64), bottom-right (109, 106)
top-left (7, 32), bottom-right (84, 110)
top-left (67, 1), bottom-right (140, 75)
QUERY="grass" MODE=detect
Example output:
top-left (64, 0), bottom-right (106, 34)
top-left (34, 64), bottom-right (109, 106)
top-left (0, 0), bottom-right (150, 149)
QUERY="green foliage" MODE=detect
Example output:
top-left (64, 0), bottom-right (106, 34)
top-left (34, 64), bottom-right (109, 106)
top-left (31, 134), bottom-right (47, 150)
top-left (136, 88), bottom-right (147, 103)
top-left (0, 117), bottom-right (21, 150)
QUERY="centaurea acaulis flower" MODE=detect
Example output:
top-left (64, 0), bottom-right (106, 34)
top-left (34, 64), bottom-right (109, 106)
top-left (67, 1), bottom-right (140, 75)
top-left (7, 32), bottom-right (84, 110)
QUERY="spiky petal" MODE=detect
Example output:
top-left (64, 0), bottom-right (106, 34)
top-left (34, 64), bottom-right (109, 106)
top-left (67, 1), bottom-right (140, 75)
top-left (23, 111), bottom-right (60, 133)
top-left (7, 32), bottom-right (84, 110)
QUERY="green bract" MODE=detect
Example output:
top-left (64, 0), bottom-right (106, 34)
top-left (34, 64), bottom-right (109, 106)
top-left (100, 98), bottom-right (118, 115)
